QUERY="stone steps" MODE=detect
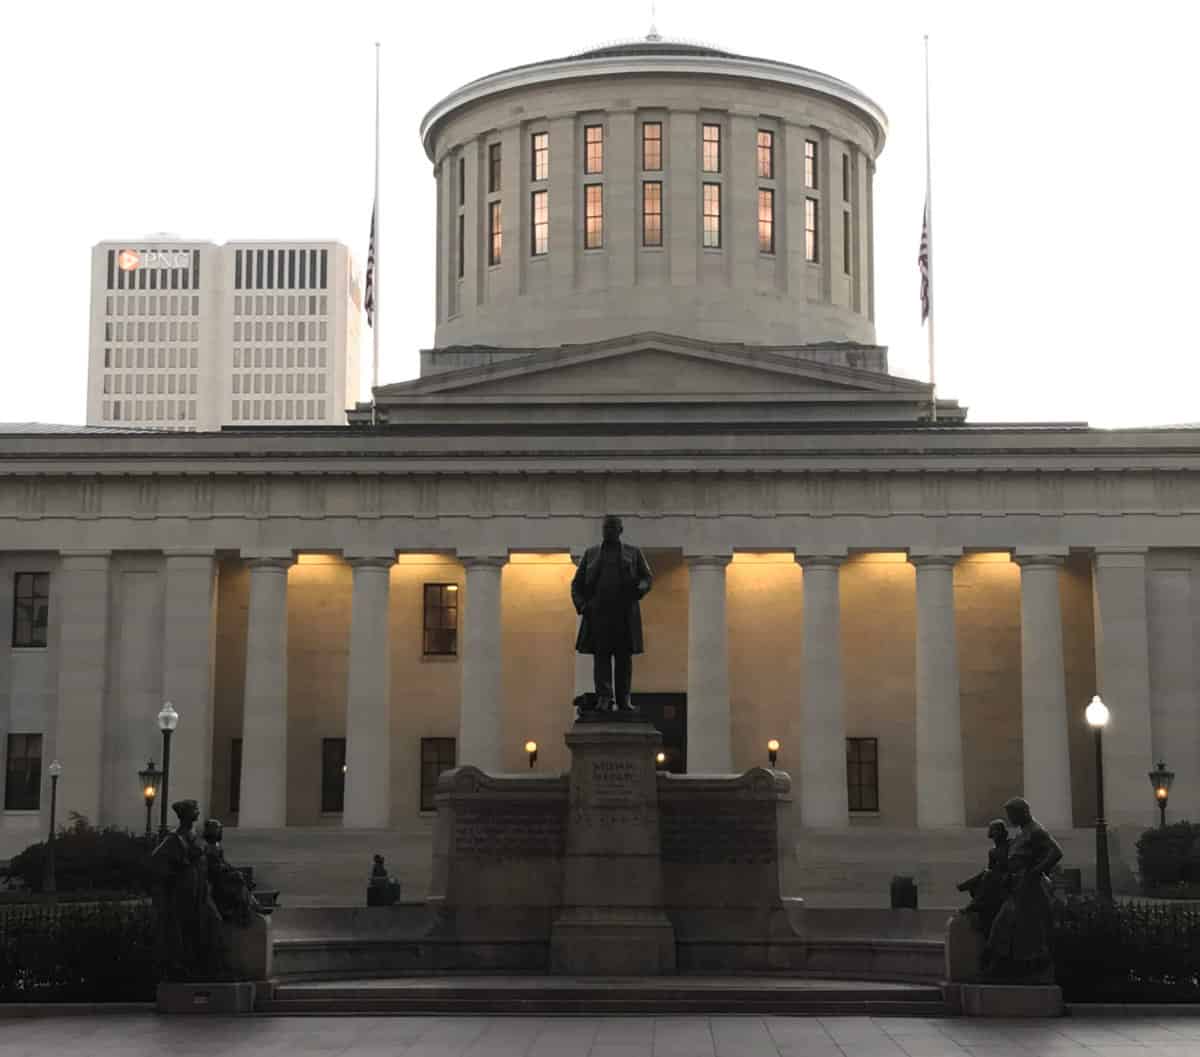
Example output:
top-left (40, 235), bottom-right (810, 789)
top-left (260, 977), bottom-right (947, 1016)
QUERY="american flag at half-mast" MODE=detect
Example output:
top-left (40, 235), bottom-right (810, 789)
top-left (364, 204), bottom-right (376, 327)
top-left (918, 197), bottom-right (931, 324)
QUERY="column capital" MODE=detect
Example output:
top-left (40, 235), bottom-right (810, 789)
top-left (345, 555), bottom-right (396, 571)
top-left (796, 554), bottom-right (846, 570)
top-left (245, 555), bottom-right (293, 572)
top-left (908, 550), bottom-right (962, 569)
top-left (1013, 553), bottom-right (1066, 569)
top-left (460, 554), bottom-right (508, 570)
top-left (685, 554), bottom-right (731, 569)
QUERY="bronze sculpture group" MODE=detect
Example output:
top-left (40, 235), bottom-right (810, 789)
top-left (958, 796), bottom-right (1063, 983)
top-left (150, 799), bottom-right (266, 981)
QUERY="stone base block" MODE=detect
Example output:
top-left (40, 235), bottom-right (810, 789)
top-left (960, 983), bottom-right (1063, 1018)
top-left (550, 909), bottom-right (676, 975)
top-left (223, 914), bottom-right (273, 981)
top-left (156, 981), bottom-right (258, 1014)
top-left (944, 912), bottom-right (984, 982)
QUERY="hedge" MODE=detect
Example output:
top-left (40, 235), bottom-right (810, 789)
top-left (0, 900), bottom-right (156, 1002)
top-left (1054, 896), bottom-right (1200, 1002)
top-left (1136, 821), bottom-right (1200, 891)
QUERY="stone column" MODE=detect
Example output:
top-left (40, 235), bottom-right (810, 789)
top-left (54, 552), bottom-right (111, 825)
top-left (797, 556), bottom-right (848, 828)
top-left (162, 552), bottom-right (217, 817)
top-left (910, 553), bottom-right (966, 828)
top-left (1015, 554), bottom-right (1073, 830)
top-left (569, 551), bottom-right (591, 699)
top-left (687, 555), bottom-right (732, 773)
top-left (1092, 550), bottom-right (1155, 826)
top-left (238, 557), bottom-right (292, 828)
top-left (458, 555), bottom-right (506, 772)
top-left (342, 556), bottom-right (394, 828)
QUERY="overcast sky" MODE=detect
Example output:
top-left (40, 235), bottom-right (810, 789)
top-left (1, 0), bottom-right (1196, 427)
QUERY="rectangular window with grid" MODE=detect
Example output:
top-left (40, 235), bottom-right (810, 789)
top-left (702, 123), bottom-right (721, 172)
top-left (488, 143), bottom-right (501, 194)
top-left (757, 129), bottom-right (774, 179)
top-left (758, 188), bottom-right (775, 254)
top-left (642, 121), bottom-right (662, 170)
top-left (843, 210), bottom-right (852, 274)
top-left (488, 201), bottom-right (502, 265)
top-left (846, 737), bottom-right (879, 812)
top-left (4, 733), bottom-right (42, 811)
top-left (642, 181), bottom-right (663, 246)
top-left (420, 737), bottom-right (457, 812)
top-left (702, 182), bottom-right (721, 248)
top-left (321, 737), bottom-right (346, 813)
top-left (531, 190), bottom-right (549, 256)
top-left (584, 184), bottom-right (603, 249)
top-left (531, 131), bottom-right (549, 181)
top-left (12, 572), bottom-right (49, 648)
top-left (230, 737), bottom-right (242, 813)
top-left (805, 197), bottom-right (819, 262)
top-left (584, 125), bottom-right (603, 174)
top-left (423, 583), bottom-right (459, 655)
top-left (805, 139), bottom-right (819, 189)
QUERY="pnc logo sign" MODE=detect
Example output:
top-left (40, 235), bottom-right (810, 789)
top-left (117, 248), bottom-right (192, 270)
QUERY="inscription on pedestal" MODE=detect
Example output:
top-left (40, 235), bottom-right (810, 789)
top-left (453, 802), bottom-right (565, 858)
top-left (591, 758), bottom-right (637, 804)
top-left (661, 801), bottom-right (777, 864)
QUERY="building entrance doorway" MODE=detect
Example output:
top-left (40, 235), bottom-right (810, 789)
top-left (631, 693), bottom-right (687, 773)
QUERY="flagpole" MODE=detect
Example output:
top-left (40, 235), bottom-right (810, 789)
top-left (372, 41), bottom-right (381, 395)
top-left (924, 34), bottom-right (937, 423)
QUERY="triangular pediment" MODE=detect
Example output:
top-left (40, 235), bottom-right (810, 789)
top-left (376, 333), bottom-right (930, 402)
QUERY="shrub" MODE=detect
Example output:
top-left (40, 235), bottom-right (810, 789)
top-left (1053, 896), bottom-right (1200, 1002)
top-left (0, 900), bottom-right (156, 1001)
top-left (1136, 821), bottom-right (1200, 889)
top-left (7, 814), bottom-right (153, 896)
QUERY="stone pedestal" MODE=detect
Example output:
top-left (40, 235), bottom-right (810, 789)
top-left (156, 981), bottom-right (258, 1014)
top-left (944, 912), bottom-right (984, 983)
top-left (550, 721), bottom-right (677, 974)
top-left (960, 983), bottom-right (1063, 1017)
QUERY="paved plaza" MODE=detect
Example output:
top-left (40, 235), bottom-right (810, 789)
top-left (2, 1014), bottom-right (1200, 1057)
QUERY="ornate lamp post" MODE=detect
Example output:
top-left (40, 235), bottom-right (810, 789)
top-left (138, 759), bottom-right (162, 840)
top-left (44, 760), bottom-right (62, 895)
top-left (1148, 760), bottom-right (1174, 829)
top-left (157, 701), bottom-right (179, 836)
top-left (524, 740), bottom-right (538, 770)
top-left (767, 739), bottom-right (780, 767)
top-left (1085, 695), bottom-right (1113, 901)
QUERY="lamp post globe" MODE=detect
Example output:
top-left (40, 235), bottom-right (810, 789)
top-left (45, 760), bottom-right (62, 895)
top-left (524, 740), bottom-right (538, 769)
top-left (1148, 760), bottom-right (1174, 829)
top-left (767, 739), bottom-right (781, 767)
top-left (1085, 695), bottom-right (1113, 901)
top-left (156, 701), bottom-right (179, 836)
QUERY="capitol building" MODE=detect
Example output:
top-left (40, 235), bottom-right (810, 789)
top-left (2, 36), bottom-right (1197, 900)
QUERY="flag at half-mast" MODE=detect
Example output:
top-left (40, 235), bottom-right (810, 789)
top-left (364, 204), bottom-right (376, 328)
top-left (918, 196), bottom-right (931, 324)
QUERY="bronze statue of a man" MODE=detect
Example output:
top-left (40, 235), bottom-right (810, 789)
top-left (571, 515), bottom-right (653, 712)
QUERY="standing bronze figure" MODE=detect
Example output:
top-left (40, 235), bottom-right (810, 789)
top-left (571, 515), bottom-right (653, 713)
top-left (982, 797), bottom-right (1063, 982)
top-left (150, 799), bottom-right (223, 980)
top-left (957, 819), bottom-right (1010, 940)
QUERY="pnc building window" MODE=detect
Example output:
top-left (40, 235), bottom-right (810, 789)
top-left (584, 184), bottom-right (603, 249)
top-left (321, 738), bottom-right (346, 814)
top-left (423, 583), bottom-right (459, 656)
top-left (758, 189), bottom-right (775, 254)
top-left (642, 181), bottom-right (663, 247)
top-left (488, 143), bottom-right (501, 194)
top-left (757, 130), bottom-right (774, 179)
top-left (4, 734), bottom-right (42, 811)
top-left (531, 131), bottom-right (549, 181)
top-left (702, 183), bottom-right (721, 248)
top-left (584, 125), bottom-right (603, 174)
top-left (531, 190), bottom-right (549, 256)
top-left (642, 122), bottom-right (662, 170)
top-left (804, 139), bottom-right (819, 189)
top-left (420, 737), bottom-right (457, 812)
top-left (846, 737), bottom-right (879, 812)
top-left (488, 202), bottom-right (502, 266)
top-left (702, 123), bottom-right (721, 172)
top-left (12, 572), bottom-right (49, 648)
top-left (805, 198), bottom-right (819, 263)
